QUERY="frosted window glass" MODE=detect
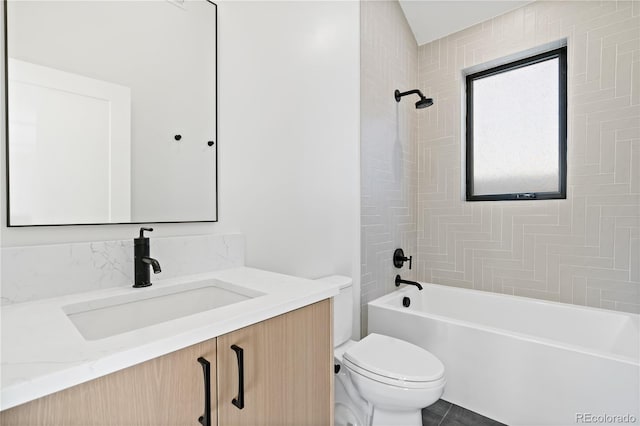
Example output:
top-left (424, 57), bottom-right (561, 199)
top-left (472, 58), bottom-right (559, 195)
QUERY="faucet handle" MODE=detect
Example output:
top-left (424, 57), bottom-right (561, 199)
top-left (393, 248), bottom-right (413, 270)
top-left (139, 227), bottom-right (154, 238)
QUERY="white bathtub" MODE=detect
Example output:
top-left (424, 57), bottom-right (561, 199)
top-left (368, 283), bottom-right (639, 426)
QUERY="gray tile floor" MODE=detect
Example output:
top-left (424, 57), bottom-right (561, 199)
top-left (422, 399), bottom-right (506, 426)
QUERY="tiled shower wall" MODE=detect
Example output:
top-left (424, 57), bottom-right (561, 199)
top-left (360, 1), bottom-right (418, 333)
top-left (416, 1), bottom-right (640, 313)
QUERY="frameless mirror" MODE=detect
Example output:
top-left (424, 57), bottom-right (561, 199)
top-left (5, 0), bottom-right (217, 226)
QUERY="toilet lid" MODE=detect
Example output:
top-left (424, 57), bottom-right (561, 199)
top-left (343, 333), bottom-right (444, 383)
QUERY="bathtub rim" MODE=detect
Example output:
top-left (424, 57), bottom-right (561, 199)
top-left (368, 283), bottom-right (640, 367)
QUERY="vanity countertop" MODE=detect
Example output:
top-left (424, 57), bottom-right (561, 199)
top-left (0, 267), bottom-right (339, 411)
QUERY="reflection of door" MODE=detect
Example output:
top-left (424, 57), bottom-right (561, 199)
top-left (8, 58), bottom-right (131, 225)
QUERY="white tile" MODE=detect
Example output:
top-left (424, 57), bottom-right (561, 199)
top-left (409, 0), bottom-right (638, 314)
top-left (631, 141), bottom-right (640, 193)
top-left (615, 51), bottom-right (634, 98)
top-left (360, 0), bottom-right (419, 334)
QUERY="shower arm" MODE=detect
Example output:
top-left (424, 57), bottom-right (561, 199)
top-left (395, 89), bottom-right (425, 102)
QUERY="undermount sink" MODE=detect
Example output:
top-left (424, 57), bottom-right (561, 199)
top-left (63, 280), bottom-right (264, 340)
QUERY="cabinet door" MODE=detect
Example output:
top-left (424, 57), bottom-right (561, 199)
top-left (217, 299), bottom-right (333, 426)
top-left (0, 339), bottom-right (217, 426)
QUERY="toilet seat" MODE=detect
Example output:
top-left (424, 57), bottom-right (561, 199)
top-left (343, 333), bottom-right (444, 389)
top-left (344, 359), bottom-right (446, 389)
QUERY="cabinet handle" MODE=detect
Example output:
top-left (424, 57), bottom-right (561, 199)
top-left (230, 344), bottom-right (245, 409)
top-left (197, 357), bottom-right (212, 426)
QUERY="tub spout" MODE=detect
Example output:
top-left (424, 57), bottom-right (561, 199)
top-left (395, 275), bottom-right (423, 290)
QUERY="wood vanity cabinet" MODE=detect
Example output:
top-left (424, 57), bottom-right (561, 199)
top-left (217, 299), bottom-right (333, 426)
top-left (0, 340), bottom-right (218, 426)
top-left (0, 299), bottom-right (332, 426)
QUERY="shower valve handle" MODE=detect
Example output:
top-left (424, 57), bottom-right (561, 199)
top-left (393, 248), bottom-right (412, 270)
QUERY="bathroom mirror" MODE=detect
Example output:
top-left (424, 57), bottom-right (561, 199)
top-left (4, 0), bottom-right (217, 226)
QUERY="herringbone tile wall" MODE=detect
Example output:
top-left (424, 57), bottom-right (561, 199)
top-left (361, 0), bottom-right (418, 334)
top-left (416, 1), bottom-right (640, 313)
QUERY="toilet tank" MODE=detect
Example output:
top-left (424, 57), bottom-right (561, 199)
top-left (316, 276), bottom-right (353, 347)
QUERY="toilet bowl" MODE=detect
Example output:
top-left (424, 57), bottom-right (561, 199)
top-left (339, 333), bottom-right (445, 426)
top-left (318, 276), bottom-right (445, 426)
top-left (334, 360), bottom-right (367, 426)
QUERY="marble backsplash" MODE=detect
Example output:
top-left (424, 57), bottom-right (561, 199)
top-left (1, 233), bottom-right (245, 305)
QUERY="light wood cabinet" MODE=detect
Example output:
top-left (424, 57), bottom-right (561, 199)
top-left (0, 299), bottom-right (332, 426)
top-left (0, 339), bottom-right (217, 426)
top-left (217, 299), bottom-right (333, 426)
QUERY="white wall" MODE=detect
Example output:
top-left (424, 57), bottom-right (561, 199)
top-left (399, 0), bottom-right (532, 46)
top-left (216, 0), bottom-right (361, 334)
top-left (1, 0), bottom-right (360, 330)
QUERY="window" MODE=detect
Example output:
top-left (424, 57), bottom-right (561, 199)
top-left (465, 47), bottom-right (567, 201)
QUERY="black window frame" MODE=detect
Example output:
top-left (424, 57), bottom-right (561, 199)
top-left (465, 46), bottom-right (567, 202)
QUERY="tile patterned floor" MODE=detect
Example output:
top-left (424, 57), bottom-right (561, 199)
top-left (422, 399), bottom-right (506, 426)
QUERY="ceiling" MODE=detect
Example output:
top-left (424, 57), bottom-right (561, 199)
top-left (399, 1), bottom-right (533, 46)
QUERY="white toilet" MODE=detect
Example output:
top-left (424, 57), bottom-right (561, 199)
top-left (319, 276), bottom-right (446, 426)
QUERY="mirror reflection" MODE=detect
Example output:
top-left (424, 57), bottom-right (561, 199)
top-left (6, 0), bottom-right (217, 226)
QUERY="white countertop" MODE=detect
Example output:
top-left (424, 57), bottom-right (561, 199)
top-left (0, 267), bottom-right (339, 411)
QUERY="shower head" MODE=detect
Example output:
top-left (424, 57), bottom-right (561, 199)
top-left (394, 89), bottom-right (434, 109)
top-left (416, 97), bottom-right (433, 109)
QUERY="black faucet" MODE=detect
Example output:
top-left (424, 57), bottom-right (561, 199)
top-left (395, 274), bottom-right (423, 290)
top-left (134, 227), bottom-right (161, 288)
